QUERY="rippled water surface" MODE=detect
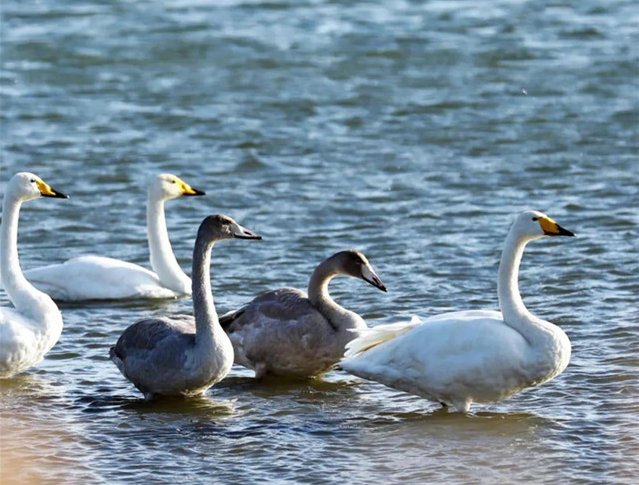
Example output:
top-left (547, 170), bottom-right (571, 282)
top-left (1, 0), bottom-right (638, 483)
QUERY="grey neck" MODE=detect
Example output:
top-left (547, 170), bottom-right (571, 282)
top-left (307, 257), bottom-right (352, 330)
top-left (191, 234), bottom-right (219, 346)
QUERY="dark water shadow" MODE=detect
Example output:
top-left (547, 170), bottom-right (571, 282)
top-left (353, 406), bottom-right (557, 436)
top-left (0, 372), bottom-right (43, 391)
top-left (122, 394), bottom-right (235, 416)
top-left (56, 296), bottom-right (185, 311)
top-left (74, 392), bottom-right (236, 417)
top-left (215, 374), bottom-right (359, 398)
top-left (0, 372), bottom-right (63, 403)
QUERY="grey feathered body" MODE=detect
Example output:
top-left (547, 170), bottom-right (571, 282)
top-left (110, 315), bottom-right (233, 399)
top-left (222, 288), bottom-right (367, 378)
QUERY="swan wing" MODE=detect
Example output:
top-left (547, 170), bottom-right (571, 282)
top-left (24, 255), bottom-right (178, 301)
top-left (110, 317), bottom-right (196, 384)
top-left (222, 288), bottom-right (317, 329)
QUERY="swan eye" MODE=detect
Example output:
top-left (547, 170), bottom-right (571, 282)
top-left (532, 217), bottom-right (539, 221)
top-left (30, 178), bottom-right (36, 183)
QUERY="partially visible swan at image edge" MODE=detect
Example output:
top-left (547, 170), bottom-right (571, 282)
top-left (0, 172), bottom-right (69, 378)
top-left (23, 173), bottom-right (205, 301)
top-left (340, 210), bottom-right (576, 413)
top-left (220, 250), bottom-right (387, 379)
top-left (110, 214), bottom-right (261, 399)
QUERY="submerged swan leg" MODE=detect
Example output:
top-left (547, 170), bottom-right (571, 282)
top-left (453, 398), bottom-right (471, 413)
top-left (254, 363), bottom-right (268, 379)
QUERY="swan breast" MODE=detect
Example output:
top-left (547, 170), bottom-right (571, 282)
top-left (0, 307), bottom-right (59, 377)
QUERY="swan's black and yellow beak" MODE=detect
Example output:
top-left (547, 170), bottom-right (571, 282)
top-left (179, 178), bottom-right (205, 196)
top-left (37, 179), bottom-right (69, 199)
top-left (538, 216), bottom-right (575, 237)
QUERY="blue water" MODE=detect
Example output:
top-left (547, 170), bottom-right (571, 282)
top-left (1, 0), bottom-right (638, 483)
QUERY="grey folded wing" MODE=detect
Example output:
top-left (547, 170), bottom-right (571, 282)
top-left (221, 288), bottom-right (318, 333)
top-left (111, 316), bottom-right (196, 362)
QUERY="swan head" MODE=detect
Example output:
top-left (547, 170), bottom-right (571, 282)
top-left (7, 172), bottom-right (68, 202)
top-left (151, 173), bottom-right (205, 201)
top-left (337, 249), bottom-right (387, 292)
top-left (513, 210), bottom-right (575, 241)
top-left (198, 214), bottom-right (262, 241)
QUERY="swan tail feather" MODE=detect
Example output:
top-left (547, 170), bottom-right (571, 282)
top-left (219, 308), bottom-right (246, 330)
top-left (343, 316), bottom-right (422, 358)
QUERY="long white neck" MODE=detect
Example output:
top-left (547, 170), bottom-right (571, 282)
top-left (497, 230), bottom-right (556, 346)
top-left (308, 259), bottom-right (355, 332)
top-left (147, 193), bottom-right (191, 293)
top-left (1, 192), bottom-right (61, 326)
top-left (497, 227), bottom-right (572, 378)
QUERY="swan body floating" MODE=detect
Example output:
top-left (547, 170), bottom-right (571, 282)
top-left (0, 172), bottom-right (69, 378)
top-left (220, 250), bottom-right (387, 379)
top-left (23, 173), bottom-right (204, 301)
top-left (341, 211), bottom-right (575, 413)
top-left (110, 214), bottom-right (261, 399)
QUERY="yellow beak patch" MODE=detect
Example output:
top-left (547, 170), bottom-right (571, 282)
top-left (36, 179), bottom-right (57, 197)
top-left (175, 177), bottom-right (204, 196)
top-left (538, 216), bottom-right (560, 235)
top-left (180, 182), bottom-right (199, 195)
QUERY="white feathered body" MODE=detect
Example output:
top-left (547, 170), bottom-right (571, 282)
top-left (25, 255), bottom-right (187, 301)
top-left (341, 310), bottom-right (571, 412)
top-left (0, 292), bottom-right (63, 378)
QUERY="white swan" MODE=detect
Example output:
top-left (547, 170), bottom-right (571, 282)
top-left (341, 210), bottom-right (575, 413)
top-left (220, 250), bottom-right (387, 379)
top-left (23, 173), bottom-right (205, 301)
top-left (0, 172), bottom-right (69, 378)
top-left (110, 214), bottom-right (261, 399)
